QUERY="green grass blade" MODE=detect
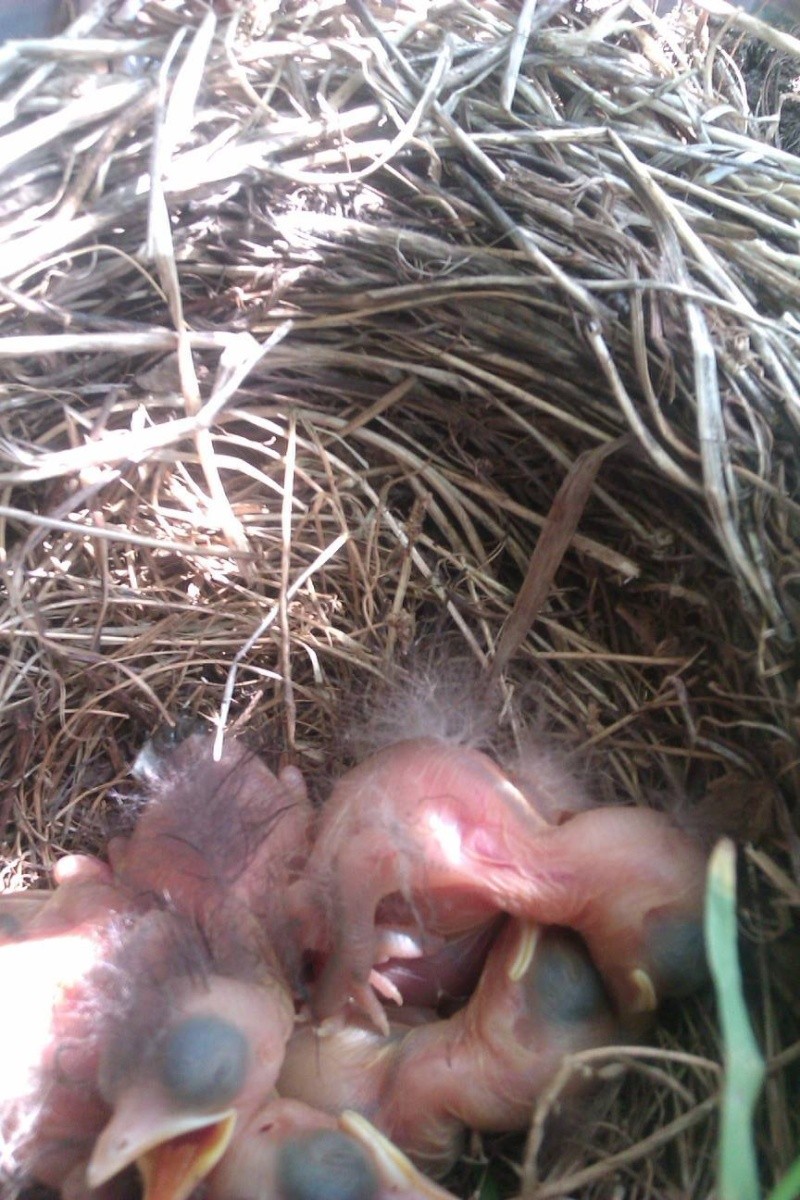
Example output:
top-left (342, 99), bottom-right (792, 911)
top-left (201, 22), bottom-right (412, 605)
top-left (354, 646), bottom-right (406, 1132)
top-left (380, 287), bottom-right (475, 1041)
top-left (477, 1167), bottom-right (501, 1200)
top-left (766, 1154), bottom-right (800, 1200)
top-left (704, 838), bottom-right (766, 1200)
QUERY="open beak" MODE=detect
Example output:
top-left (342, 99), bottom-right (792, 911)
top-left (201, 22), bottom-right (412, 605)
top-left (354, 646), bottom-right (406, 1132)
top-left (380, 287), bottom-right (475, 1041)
top-left (137, 1114), bottom-right (237, 1200)
top-left (340, 1111), bottom-right (458, 1200)
top-left (87, 1088), bottom-right (237, 1200)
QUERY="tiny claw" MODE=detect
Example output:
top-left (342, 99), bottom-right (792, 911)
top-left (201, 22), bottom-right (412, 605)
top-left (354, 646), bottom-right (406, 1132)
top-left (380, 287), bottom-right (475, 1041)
top-left (313, 975), bottom-right (391, 1037)
top-left (506, 921), bottom-right (539, 983)
top-left (369, 968), bottom-right (404, 1007)
top-left (629, 968), bottom-right (658, 1014)
top-left (353, 983), bottom-right (391, 1037)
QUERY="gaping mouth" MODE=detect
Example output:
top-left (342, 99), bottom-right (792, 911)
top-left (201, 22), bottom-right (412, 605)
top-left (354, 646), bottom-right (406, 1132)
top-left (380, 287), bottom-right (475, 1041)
top-left (339, 1110), bottom-right (459, 1200)
top-left (87, 1108), bottom-right (236, 1200)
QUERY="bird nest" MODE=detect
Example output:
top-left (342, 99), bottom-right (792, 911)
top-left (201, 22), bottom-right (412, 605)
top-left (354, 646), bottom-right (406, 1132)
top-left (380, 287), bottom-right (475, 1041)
top-left (1, 0), bottom-right (799, 1196)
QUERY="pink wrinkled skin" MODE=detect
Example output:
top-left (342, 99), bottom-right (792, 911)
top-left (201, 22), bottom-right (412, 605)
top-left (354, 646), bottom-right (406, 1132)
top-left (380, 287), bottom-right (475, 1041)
top-left (290, 737), bottom-right (706, 1026)
top-left (1, 728), bottom-right (707, 1200)
top-left (280, 919), bottom-right (617, 1174)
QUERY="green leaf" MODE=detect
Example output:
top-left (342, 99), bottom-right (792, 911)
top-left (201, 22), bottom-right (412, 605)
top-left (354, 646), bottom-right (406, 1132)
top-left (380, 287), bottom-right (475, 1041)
top-left (477, 1165), bottom-right (501, 1200)
top-left (704, 838), bottom-right (766, 1200)
top-left (766, 1154), bottom-right (800, 1200)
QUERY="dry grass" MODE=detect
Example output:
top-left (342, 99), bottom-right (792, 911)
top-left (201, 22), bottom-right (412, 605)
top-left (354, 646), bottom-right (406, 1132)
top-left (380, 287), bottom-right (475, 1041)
top-left (1, 0), bottom-right (799, 1195)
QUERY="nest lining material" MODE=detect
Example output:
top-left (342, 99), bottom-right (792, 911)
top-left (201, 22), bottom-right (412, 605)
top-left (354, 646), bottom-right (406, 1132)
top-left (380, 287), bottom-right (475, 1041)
top-left (0, 0), bottom-right (799, 1196)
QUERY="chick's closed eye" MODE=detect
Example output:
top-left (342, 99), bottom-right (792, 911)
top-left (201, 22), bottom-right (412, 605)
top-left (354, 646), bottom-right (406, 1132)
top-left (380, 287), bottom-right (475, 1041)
top-left (159, 1016), bottom-right (250, 1109)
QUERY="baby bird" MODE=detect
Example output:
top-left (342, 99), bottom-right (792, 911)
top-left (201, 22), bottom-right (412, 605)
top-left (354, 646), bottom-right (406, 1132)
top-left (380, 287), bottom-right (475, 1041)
top-left (205, 1098), bottom-right (459, 1200)
top-left (1, 727), bottom-right (312, 1200)
top-left (279, 918), bottom-right (617, 1175)
top-left (380, 921), bottom-right (617, 1172)
top-left (0, 875), bottom-right (296, 1200)
top-left (86, 914), bottom-right (295, 1200)
top-left (109, 726), bottom-right (312, 984)
top-left (87, 728), bottom-right (313, 1200)
top-left (289, 737), bottom-right (707, 1027)
top-left (0, 865), bottom-right (125, 1196)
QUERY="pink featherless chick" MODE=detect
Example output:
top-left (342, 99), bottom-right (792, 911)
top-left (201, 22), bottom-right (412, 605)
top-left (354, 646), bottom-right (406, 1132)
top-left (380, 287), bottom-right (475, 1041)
top-left (206, 1096), bottom-right (462, 1200)
top-left (85, 727), bottom-right (312, 1200)
top-left (85, 909), bottom-right (295, 1200)
top-left (289, 736), bottom-right (708, 1028)
top-left (1, 726), bottom-right (311, 1200)
top-left (279, 917), bottom-right (616, 1175)
top-left (0, 897), bottom-right (295, 1200)
top-left (0, 857), bottom-right (132, 1198)
top-left (109, 725), bottom-right (312, 984)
